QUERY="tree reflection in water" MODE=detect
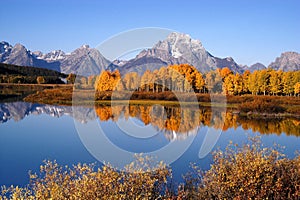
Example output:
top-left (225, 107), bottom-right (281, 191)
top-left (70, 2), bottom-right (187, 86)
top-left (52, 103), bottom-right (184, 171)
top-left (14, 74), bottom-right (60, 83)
top-left (95, 104), bottom-right (300, 138)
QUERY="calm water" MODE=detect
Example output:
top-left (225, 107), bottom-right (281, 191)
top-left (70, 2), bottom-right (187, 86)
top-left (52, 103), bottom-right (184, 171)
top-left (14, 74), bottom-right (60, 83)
top-left (0, 101), bottom-right (300, 186)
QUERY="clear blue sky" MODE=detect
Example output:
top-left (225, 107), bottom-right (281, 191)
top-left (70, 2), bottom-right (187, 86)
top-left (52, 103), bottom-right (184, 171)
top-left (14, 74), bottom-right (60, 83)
top-left (1, 0), bottom-right (299, 66)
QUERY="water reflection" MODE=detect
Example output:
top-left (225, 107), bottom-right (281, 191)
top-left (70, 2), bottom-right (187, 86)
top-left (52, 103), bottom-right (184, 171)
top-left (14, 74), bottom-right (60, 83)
top-left (94, 105), bottom-right (300, 137)
top-left (0, 102), bottom-right (299, 137)
top-left (0, 101), bottom-right (299, 186)
top-left (0, 102), bottom-right (96, 124)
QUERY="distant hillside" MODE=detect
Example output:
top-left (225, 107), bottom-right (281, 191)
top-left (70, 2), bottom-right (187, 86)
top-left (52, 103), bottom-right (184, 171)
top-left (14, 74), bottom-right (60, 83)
top-left (0, 63), bottom-right (67, 84)
top-left (241, 63), bottom-right (267, 72)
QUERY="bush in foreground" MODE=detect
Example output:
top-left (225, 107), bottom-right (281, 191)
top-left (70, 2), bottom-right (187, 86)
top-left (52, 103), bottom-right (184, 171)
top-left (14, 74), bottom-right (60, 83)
top-left (182, 138), bottom-right (300, 199)
top-left (1, 139), bottom-right (300, 199)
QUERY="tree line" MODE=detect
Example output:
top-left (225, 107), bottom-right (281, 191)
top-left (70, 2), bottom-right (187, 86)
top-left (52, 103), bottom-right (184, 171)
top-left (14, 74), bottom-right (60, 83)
top-left (93, 64), bottom-right (300, 96)
top-left (0, 63), bottom-right (69, 84)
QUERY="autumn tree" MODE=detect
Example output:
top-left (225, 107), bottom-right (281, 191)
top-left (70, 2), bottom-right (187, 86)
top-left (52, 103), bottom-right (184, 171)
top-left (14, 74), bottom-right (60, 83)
top-left (194, 72), bottom-right (205, 93)
top-left (269, 70), bottom-right (282, 95)
top-left (158, 67), bottom-right (168, 92)
top-left (223, 74), bottom-right (235, 95)
top-left (36, 76), bottom-right (45, 84)
top-left (248, 70), bottom-right (259, 95)
top-left (220, 67), bottom-right (232, 79)
top-left (294, 82), bottom-right (300, 97)
top-left (282, 71), bottom-right (295, 96)
top-left (257, 69), bottom-right (270, 95)
top-left (233, 73), bottom-right (243, 95)
top-left (66, 73), bottom-right (76, 84)
top-left (205, 69), bottom-right (222, 93)
top-left (242, 70), bottom-right (251, 94)
top-left (123, 72), bottom-right (140, 91)
top-left (88, 75), bottom-right (97, 87)
top-left (94, 70), bottom-right (121, 91)
top-left (140, 70), bottom-right (152, 92)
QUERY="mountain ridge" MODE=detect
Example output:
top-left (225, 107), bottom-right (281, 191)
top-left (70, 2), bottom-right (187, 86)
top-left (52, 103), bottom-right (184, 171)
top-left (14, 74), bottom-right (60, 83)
top-left (1, 33), bottom-right (299, 75)
top-left (117, 32), bottom-right (243, 74)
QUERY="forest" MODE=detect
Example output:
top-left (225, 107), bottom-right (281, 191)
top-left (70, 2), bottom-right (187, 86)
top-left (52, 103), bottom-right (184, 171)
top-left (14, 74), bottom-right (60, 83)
top-left (92, 64), bottom-right (300, 96)
top-left (0, 63), bottom-right (68, 84)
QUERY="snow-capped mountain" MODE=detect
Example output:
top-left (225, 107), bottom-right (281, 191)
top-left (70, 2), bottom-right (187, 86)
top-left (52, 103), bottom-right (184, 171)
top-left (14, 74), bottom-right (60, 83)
top-left (117, 32), bottom-right (244, 74)
top-left (0, 42), bottom-right (61, 71)
top-left (1, 34), bottom-right (299, 76)
top-left (36, 50), bottom-right (66, 61)
top-left (0, 42), bottom-right (112, 76)
top-left (0, 102), bottom-right (96, 124)
top-left (0, 41), bottom-right (13, 62)
top-left (268, 52), bottom-right (300, 71)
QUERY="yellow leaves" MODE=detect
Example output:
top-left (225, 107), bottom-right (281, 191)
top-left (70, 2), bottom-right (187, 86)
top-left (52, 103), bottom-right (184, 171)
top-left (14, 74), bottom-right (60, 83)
top-left (95, 70), bottom-right (121, 92)
top-left (0, 156), bottom-right (170, 199)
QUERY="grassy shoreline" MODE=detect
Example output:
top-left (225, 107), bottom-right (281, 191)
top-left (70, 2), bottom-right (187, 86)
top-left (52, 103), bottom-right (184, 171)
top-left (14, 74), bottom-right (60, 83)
top-left (1, 83), bottom-right (298, 117)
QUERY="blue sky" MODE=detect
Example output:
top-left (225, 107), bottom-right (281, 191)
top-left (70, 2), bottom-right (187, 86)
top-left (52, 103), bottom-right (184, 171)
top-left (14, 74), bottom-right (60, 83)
top-left (1, 0), bottom-right (299, 66)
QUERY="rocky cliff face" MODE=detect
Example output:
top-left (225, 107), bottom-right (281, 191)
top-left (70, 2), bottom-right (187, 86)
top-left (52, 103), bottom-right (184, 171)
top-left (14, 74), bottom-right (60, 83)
top-left (0, 42), bottom-right (111, 76)
top-left (59, 45), bottom-right (111, 76)
top-left (0, 42), bottom-right (60, 71)
top-left (118, 32), bottom-right (243, 74)
top-left (268, 52), bottom-right (300, 71)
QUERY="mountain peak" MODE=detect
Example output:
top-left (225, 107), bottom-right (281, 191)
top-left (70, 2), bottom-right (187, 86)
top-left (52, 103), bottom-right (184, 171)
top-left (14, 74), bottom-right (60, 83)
top-left (281, 51), bottom-right (299, 58)
top-left (81, 44), bottom-right (90, 49)
top-left (167, 32), bottom-right (191, 40)
top-left (13, 43), bottom-right (27, 51)
top-left (269, 51), bottom-right (300, 71)
top-left (120, 32), bottom-right (243, 74)
top-left (154, 32), bottom-right (204, 58)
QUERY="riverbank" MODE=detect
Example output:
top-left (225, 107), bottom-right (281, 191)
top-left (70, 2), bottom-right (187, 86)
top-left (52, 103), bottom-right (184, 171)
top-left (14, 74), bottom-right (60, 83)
top-left (21, 86), bottom-right (300, 116)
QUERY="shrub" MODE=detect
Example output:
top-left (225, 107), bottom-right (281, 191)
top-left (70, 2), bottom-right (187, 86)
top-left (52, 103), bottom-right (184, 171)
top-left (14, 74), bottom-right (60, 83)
top-left (238, 98), bottom-right (286, 113)
top-left (1, 156), bottom-right (170, 199)
top-left (2, 139), bottom-right (300, 199)
top-left (182, 138), bottom-right (300, 199)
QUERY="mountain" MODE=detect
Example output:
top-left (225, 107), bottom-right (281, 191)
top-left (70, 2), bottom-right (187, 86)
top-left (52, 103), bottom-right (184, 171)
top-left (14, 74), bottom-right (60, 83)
top-left (2, 37), bottom-right (300, 76)
top-left (0, 42), bottom-right (60, 71)
top-left (241, 62), bottom-right (266, 72)
top-left (34, 50), bottom-right (66, 61)
top-left (0, 42), bottom-right (112, 76)
top-left (0, 41), bottom-right (12, 62)
top-left (59, 45), bottom-right (111, 76)
top-left (0, 102), bottom-right (96, 124)
top-left (268, 52), bottom-right (300, 71)
top-left (116, 32), bottom-right (244, 74)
